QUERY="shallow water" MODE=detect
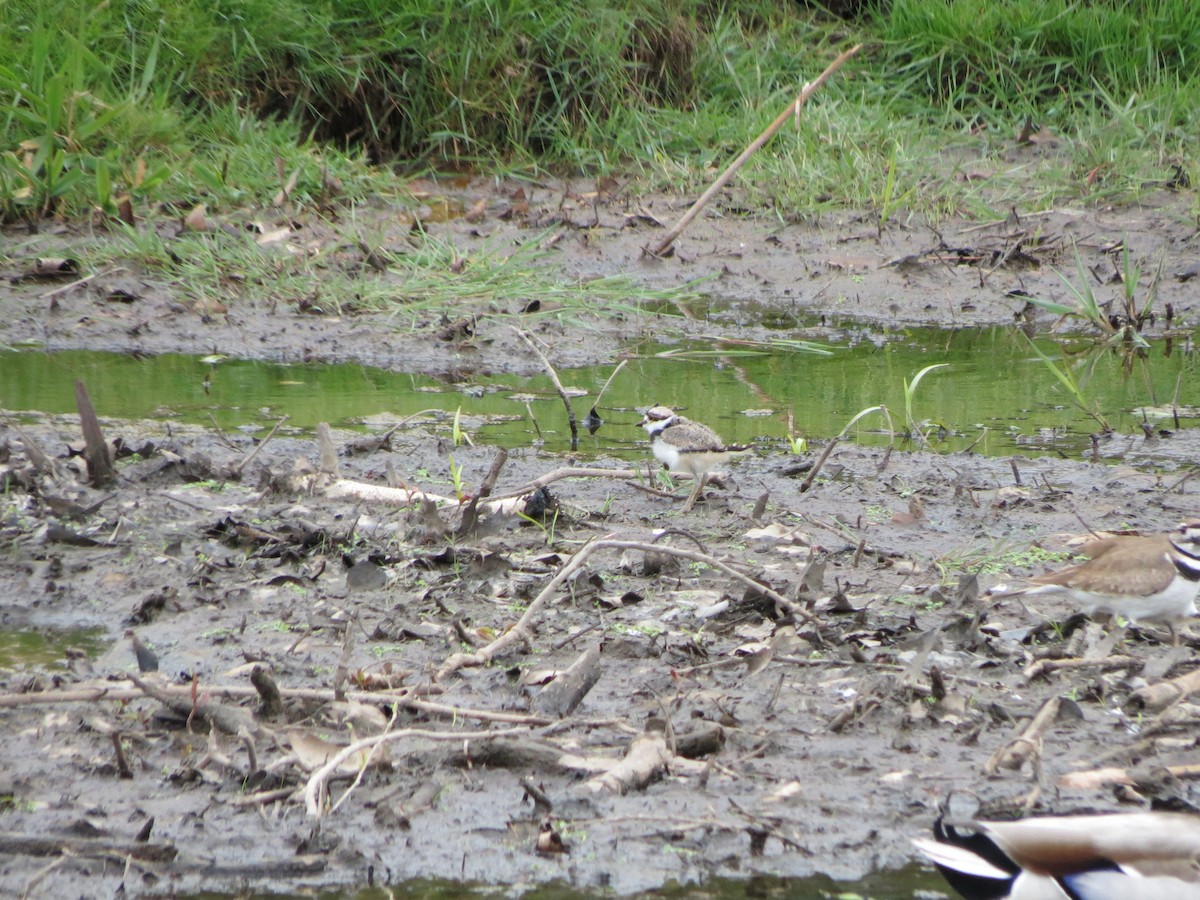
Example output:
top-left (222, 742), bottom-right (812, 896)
top-left (0, 627), bottom-right (106, 671)
top-left (2, 326), bottom-right (1194, 461)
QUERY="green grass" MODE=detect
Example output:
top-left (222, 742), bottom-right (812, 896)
top-left (77, 221), bottom-right (698, 322)
top-left (2, 0), bottom-right (1197, 226)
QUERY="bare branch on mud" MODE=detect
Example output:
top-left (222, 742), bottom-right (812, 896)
top-left (1023, 654), bottom-right (1141, 681)
top-left (582, 731), bottom-right (672, 795)
top-left (530, 642), bottom-right (602, 717)
top-left (647, 44), bottom-right (861, 258)
top-left (514, 328), bottom-right (579, 448)
top-left (1129, 666), bottom-right (1200, 711)
top-left (304, 726), bottom-right (529, 818)
top-left (1058, 761), bottom-right (1200, 790)
top-left (1, 415), bottom-right (61, 478)
top-left (129, 674), bottom-right (259, 736)
top-left (233, 414), bottom-right (289, 477)
top-left (436, 536), bottom-right (817, 681)
top-left (489, 467), bottom-right (643, 501)
top-left (0, 680), bottom-right (551, 726)
top-left (984, 695), bottom-right (1060, 774)
top-left (1141, 702), bottom-right (1200, 737)
top-left (326, 705), bottom-right (399, 816)
top-left (0, 830), bottom-right (177, 862)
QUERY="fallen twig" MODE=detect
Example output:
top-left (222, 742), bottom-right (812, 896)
top-left (984, 695), bottom-right (1060, 774)
top-left (582, 732), bottom-right (672, 795)
top-left (648, 44), bottom-right (861, 257)
top-left (305, 726), bottom-right (528, 818)
top-left (436, 535), bottom-right (817, 680)
top-left (514, 328), bottom-right (579, 448)
top-left (1023, 654), bottom-right (1141, 681)
top-left (38, 265), bottom-right (123, 301)
top-left (233, 414), bottom-right (289, 477)
top-left (1130, 667), bottom-right (1200, 711)
top-left (1059, 761), bottom-right (1200, 790)
top-left (0, 830), bottom-right (176, 862)
top-left (457, 447), bottom-right (508, 536)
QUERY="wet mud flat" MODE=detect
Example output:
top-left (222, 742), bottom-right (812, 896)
top-left (1, 407), bottom-right (1199, 898)
top-left (2, 181), bottom-right (1200, 897)
top-left (3, 179), bottom-right (1200, 377)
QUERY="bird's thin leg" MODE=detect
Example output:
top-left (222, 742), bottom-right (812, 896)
top-left (683, 474), bottom-right (705, 511)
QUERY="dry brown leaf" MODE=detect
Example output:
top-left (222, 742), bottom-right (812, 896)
top-left (464, 198), bottom-right (487, 223)
top-left (182, 203), bottom-right (209, 232)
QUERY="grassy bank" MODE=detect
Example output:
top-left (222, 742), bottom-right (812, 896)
top-left (2, 0), bottom-right (1197, 223)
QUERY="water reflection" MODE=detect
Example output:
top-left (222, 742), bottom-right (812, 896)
top-left (0, 326), bottom-right (1194, 461)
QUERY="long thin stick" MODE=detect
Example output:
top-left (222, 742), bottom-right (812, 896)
top-left (648, 44), bottom-right (861, 257)
top-left (514, 327), bottom-right (579, 449)
top-left (233, 414), bottom-right (289, 476)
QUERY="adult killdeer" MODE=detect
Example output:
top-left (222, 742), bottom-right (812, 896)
top-left (913, 811), bottom-right (1200, 899)
top-left (639, 406), bottom-right (748, 511)
top-left (1014, 522), bottom-right (1200, 644)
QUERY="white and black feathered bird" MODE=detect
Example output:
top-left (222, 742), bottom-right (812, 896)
top-left (913, 811), bottom-right (1200, 899)
top-left (1010, 523), bottom-right (1200, 645)
top-left (639, 406), bottom-right (749, 511)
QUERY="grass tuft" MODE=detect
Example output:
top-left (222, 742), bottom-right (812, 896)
top-left (1, 0), bottom-right (1198, 223)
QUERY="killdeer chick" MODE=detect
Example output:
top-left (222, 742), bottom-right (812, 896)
top-left (639, 406), bottom-right (748, 511)
top-left (914, 811), bottom-right (1200, 899)
top-left (1016, 522), bottom-right (1200, 645)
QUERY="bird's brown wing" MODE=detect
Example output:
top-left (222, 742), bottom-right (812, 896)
top-left (1031, 536), bottom-right (1176, 597)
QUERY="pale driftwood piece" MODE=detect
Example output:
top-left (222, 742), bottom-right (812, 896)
top-left (315, 422), bottom-right (340, 476)
top-left (74, 380), bottom-right (114, 486)
top-left (1024, 654), bottom-right (1141, 681)
top-left (531, 642), bottom-right (603, 717)
top-left (582, 732), bottom-right (672, 795)
top-left (648, 44), bottom-right (861, 258)
top-left (1059, 761), bottom-right (1200, 790)
top-left (326, 467), bottom-right (645, 509)
top-left (305, 726), bottom-right (529, 818)
top-left (514, 328), bottom-right (578, 448)
top-left (0, 830), bottom-right (176, 862)
top-left (1143, 702), bottom-right (1200, 737)
top-left (1057, 767), bottom-right (1134, 789)
top-left (1130, 667), bottom-right (1200, 711)
top-left (436, 536), bottom-right (817, 680)
top-left (984, 695), bottom-right (1060, 774)
top-left (324, 477), bottom-right (523, 514)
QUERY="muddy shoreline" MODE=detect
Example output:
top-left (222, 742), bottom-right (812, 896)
top-left (2, 183), bottom-right (1200, 898)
